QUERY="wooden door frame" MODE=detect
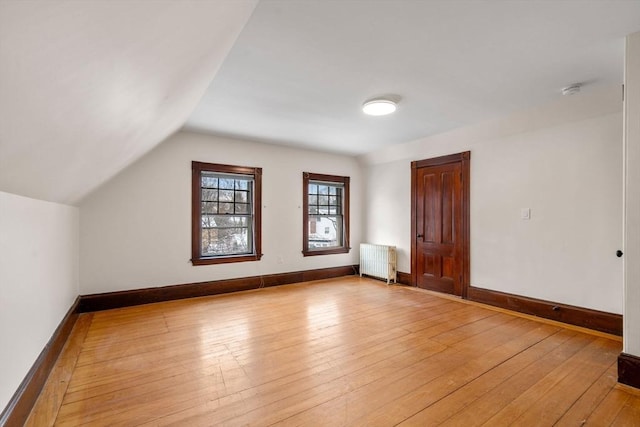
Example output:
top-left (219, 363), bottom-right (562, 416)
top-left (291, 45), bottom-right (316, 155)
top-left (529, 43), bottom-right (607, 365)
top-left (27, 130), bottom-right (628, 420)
top-left (411, 151), bottom-right (471, 297)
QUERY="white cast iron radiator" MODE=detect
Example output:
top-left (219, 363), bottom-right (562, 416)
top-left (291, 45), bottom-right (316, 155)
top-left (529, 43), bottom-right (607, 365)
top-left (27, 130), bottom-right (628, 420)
top-left (359, 243), bottom-right (397, 284)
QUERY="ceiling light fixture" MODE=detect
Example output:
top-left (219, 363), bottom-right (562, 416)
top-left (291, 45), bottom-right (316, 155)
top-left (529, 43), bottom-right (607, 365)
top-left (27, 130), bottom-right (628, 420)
top-left (362, 97), bottom-right (398, 116)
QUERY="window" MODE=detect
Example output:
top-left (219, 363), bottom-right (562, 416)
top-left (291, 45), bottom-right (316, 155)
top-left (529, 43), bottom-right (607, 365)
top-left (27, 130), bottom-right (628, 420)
top-left (302, 172), bottom-right (350, 256)
top-left (192, 162), bottom-right (262, 265)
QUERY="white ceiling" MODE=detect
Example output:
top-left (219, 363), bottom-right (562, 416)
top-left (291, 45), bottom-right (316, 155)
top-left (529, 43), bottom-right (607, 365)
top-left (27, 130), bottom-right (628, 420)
top-left (1, 1), bottom-right (640, 205)
top-left (0, 0), bottom-right (257, 204)
top-left (185, 0), bottom-right (640, 155)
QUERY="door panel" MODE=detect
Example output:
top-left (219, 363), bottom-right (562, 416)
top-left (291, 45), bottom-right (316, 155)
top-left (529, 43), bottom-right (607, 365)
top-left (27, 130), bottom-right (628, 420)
top-left (415, 162), bottom-right (463, 295)
top-left (423, 173), bottom-right (437, 243)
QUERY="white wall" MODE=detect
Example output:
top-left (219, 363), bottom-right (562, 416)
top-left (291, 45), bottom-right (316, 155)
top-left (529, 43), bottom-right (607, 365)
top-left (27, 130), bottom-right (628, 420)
top-left (79, 131), bottom-right (363, 294)
top-left (362, 85), bottom-right (623, 314)
top-left (623, 32), bottom-right (640, 355)
top-left (0, 191), bottom-right (78, 410)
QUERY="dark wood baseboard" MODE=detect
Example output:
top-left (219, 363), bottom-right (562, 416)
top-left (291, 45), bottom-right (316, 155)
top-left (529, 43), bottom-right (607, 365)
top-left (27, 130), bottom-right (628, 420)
top-left (397, 271), bottom-right (412, 285)
top-left (467, 286), bottom-right (622, 336)
top-left (0, 297), bottom-right (79, 427)
top-left (618, 353), bottom-right (640, 389)
top-left (78, 265), bottom-right (359, 312)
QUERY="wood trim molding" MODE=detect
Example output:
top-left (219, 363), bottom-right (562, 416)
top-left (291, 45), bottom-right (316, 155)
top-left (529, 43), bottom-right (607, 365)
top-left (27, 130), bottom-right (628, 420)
top-left (618, 353), bottom-right (640, 389)
top-left (302, 172), bottom-right (351, 257)
top-left (191, 161), bottom-right (263, 266)
top-left (396, 271), bottom-right (412, 285)
top-left (467, 286), bottom-right (622, 336)
top-left (78, 265), bottom-right (358, 312)
top-left (0, 297), bottom-right (79, 427)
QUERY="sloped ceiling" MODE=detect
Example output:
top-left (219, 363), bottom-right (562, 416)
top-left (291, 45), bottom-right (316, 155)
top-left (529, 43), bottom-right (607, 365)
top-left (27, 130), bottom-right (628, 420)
top-left (2, 1), bottom-right (640, 205)
top-left (0, 0), bottom-right (257, 205)
top-left (185, 0), bottom-right (640, 155)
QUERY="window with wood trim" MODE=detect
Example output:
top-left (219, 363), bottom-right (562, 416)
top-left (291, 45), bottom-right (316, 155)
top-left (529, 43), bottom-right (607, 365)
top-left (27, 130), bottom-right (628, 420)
top-left (192, 161), bottom-right (262, 265)
top-left (303, 172), bottom-right (350, 256)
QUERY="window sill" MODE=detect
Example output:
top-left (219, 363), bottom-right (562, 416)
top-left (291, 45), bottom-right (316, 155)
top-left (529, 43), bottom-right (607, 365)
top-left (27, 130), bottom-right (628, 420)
top-left (192, 253), bottom-right (263, 266)
top-left (302, 247), bottom-right (350, 257)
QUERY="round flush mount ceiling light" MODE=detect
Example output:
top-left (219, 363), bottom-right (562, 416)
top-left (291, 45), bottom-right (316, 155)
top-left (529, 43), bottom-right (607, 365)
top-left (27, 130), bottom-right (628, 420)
top-left (362, 97), bottom-right (398, 116)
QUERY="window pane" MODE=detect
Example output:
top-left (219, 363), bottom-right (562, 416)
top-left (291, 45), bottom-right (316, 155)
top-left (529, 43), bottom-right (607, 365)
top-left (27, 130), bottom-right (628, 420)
top-left (211, 215), bottom-right (249, 227)
top-left (202, 189), bottom-right (218, 202)
top-left (235, 191), bottom-right (248, 203)
top-left (201, 176), bottom-right (218, 188)
top-left (318, 185), bottom-right (328, 195)
top-left (310, 206), bottom-right (318, 214)
top-left (201, 227), bottom-right (251, 256)
top-left (219, 202), bottom-right (234, 214)
top-left (318, 195), bottom-right (328, 205)
top-left (235, 180), bottom-right (248, 190)
top-left (202, 202), bottom-right (217, 214)
top-left (309, 183), bottom-right (318, 194)
top-left (309, 194), bottom-right (317, 205)
top-left (307, 215), bottom-right (342, 249)
top-left (219, 178), bottom-right (234, 189)
top-left (219, 190), bottom-right (233, 202)
top-left (235, 203), bottom-right (250, 214)
top-left (201, 215), bottom-right (217, 228)
top-left (329, 196), bottom-right (337, 206)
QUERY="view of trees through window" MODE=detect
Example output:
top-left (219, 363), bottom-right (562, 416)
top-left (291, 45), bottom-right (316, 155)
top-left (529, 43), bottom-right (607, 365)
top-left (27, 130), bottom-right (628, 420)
top-left (200, 173), bottom-right (253, 256)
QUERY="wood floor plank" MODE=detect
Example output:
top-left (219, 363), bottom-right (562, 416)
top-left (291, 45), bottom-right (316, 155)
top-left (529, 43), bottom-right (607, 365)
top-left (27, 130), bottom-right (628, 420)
top-left (23, 313), bottom-right (93, 427)
top-left (218, 317), bottom-right (541, 426)
top-left (393, 328), bottom-right (576, 426)
top-left (20, 277), bottom-right (635, 426)
top-left (331, 322), bottom-right (560, 427)
top-left (553, 361), bottom-right (618, 426)
top-left (480, 337), bottom-right (620, 426)
top-left (585, 387), bottom-right (631, 425)
top-left (612, 395), bottom-right (640, 426)
top-left (437, 331), bottom-right (595, 427)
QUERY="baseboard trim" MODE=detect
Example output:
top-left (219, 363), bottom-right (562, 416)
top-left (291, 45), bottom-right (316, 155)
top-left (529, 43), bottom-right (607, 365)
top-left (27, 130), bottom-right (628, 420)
top-left (78, 265), bottom-right (359, 312)
top-left (397, 271), bottom-right (412, 285)
top-left (0, 297), bottom-right (79, 427)
top-left (618, 353), bottom-right (640, 389)
top-left (467, 286), bottom-right (622, 336)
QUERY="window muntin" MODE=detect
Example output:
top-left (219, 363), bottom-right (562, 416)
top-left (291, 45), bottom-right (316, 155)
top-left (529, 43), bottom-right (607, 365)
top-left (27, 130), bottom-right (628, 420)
top-left (303, 172), bottom-right (350, 256)
top-left (192, 162), bottom-right (262, 265)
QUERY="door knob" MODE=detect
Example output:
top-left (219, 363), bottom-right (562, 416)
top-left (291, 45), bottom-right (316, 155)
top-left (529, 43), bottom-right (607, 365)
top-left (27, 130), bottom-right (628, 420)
top-left (616, 250), bottom-right (623, 258)
top-left (417, 234), bottom-right (424, 238)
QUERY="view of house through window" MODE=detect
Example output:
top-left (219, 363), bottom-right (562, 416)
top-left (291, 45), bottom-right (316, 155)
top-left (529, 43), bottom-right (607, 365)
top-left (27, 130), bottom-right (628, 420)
top-left (303, 172), bottom-right (350, 256)
top-left (192, 162), bottom-right (262, 265)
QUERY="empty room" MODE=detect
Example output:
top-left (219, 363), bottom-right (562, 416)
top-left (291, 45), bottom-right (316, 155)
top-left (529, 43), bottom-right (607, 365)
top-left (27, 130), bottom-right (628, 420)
top-left (3, 0), bottom-right (640, 425)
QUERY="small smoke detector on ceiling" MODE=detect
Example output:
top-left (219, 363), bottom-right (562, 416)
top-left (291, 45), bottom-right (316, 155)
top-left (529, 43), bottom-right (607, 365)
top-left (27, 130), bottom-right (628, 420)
top-left (561, 83), bottom-right (583, 96)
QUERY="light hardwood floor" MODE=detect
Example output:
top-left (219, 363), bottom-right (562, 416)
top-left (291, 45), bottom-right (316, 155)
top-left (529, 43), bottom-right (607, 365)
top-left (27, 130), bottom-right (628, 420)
top-left (25, 277), bottom-right (640, 426)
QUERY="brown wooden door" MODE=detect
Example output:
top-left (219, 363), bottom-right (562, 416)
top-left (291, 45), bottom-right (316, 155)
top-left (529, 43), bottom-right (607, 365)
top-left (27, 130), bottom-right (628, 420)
top-left (412, 153), bottom-right (469, 296)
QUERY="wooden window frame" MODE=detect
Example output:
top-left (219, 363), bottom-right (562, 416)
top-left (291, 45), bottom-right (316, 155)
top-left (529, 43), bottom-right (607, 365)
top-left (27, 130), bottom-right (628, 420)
top-left (302, 172), bottom-right (350, 257)
top-left (191, 161), bottom-right (262, 265)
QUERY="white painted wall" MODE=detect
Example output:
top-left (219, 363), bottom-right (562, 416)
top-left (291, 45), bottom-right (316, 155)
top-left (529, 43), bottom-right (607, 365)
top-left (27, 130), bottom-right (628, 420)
top-left (79, 132), bottom-right (363, 294)
top-left (623, 32), bottom-right (640, 355)
top-left (362, 85), bottom-right (623, 314)
top-left (0, 191), bottom-right (78, 410)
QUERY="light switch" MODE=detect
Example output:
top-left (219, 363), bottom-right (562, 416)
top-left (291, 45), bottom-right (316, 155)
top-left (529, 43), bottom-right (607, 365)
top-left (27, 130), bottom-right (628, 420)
top-left (521, 208), bottom-right (531, 220)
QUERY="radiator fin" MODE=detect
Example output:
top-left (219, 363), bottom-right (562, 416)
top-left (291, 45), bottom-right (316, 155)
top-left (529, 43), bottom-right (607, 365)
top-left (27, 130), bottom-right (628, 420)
top-left (360, 243), bottom-right (397, 284)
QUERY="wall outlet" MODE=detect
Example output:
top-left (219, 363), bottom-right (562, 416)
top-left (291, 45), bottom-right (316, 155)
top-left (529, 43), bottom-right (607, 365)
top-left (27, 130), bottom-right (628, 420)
top-left (521, 208), bottom-right (531, 220)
